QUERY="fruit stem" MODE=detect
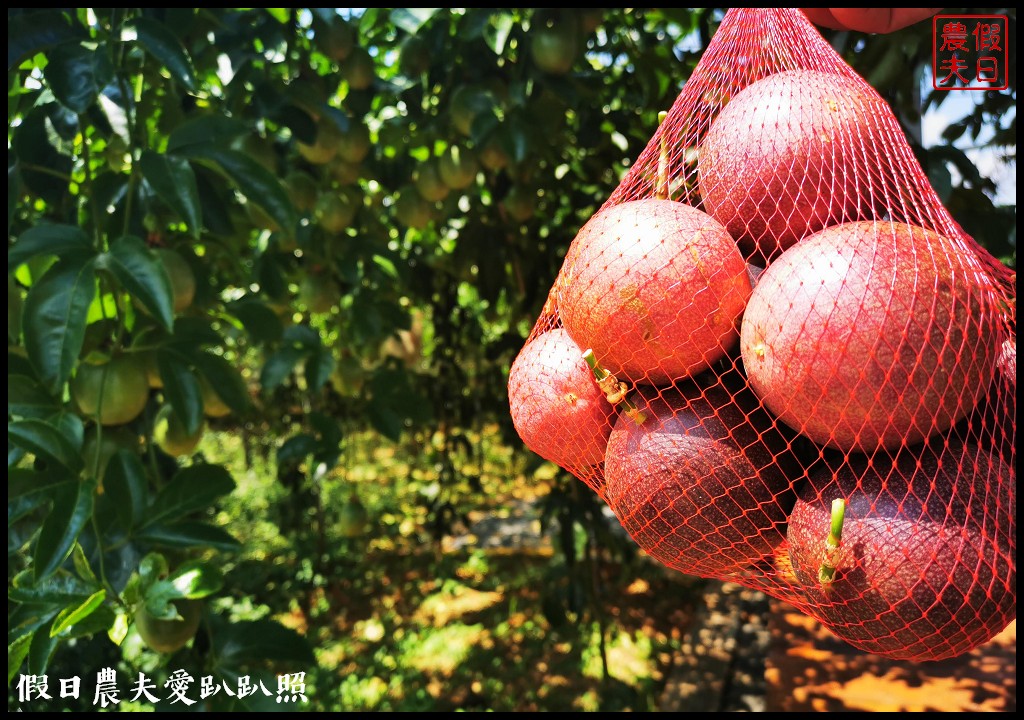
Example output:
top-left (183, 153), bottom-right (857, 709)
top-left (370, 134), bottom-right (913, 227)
top-left (818, 498), bottom-right (847, 586)
top-left (656, 110), bottom-right (669, 201)
top-left (582, 350), bottom-right (646, 424)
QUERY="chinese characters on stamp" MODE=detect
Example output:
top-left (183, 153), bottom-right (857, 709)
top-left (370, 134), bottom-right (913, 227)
top-left (933, 15), bottom-right (1009, 90)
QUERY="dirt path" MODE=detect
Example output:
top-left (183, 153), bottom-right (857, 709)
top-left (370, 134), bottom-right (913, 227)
top-left (461, 500), bottom-right (1016, 712)
top-left (765, 601), bottom-right (1016, 712)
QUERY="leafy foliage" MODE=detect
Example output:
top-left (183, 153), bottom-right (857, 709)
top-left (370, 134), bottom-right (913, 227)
top-left (8, 6), bottom-right (1013, 711)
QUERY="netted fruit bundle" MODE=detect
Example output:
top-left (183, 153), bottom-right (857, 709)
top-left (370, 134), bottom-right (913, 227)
top-left (507, 8), bottom-right (1015, 661)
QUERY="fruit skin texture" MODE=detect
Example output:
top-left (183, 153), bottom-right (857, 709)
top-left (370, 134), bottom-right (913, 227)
top-left (316, 189), bottom-right (360, 234)
top-left (199, 377), bottom-right (232, 419)
top-left (133, 249), bottom-right (196, 317)
top-left (787, 442), bottom-right (1016, 661)
top-left (342, 47), bottom-right (375, 90)
top-left (603, 376), bottom-right (801, 577)
top-left (136, 599), bottom-right (203, 654)
top-left (338, 493), bottom-right (369, 539)
top-left (741, 220), bottom-right (998, 453)
top-left (559, 199), bottom-right (751, 386)
top-left (320, 18), bottom-right (354, 62)
top-left (502, 186), bottom-right (537, 223)
top-left (699, 69), bottom-right (888, 261)
top-left (153, 405), bottom-right (205, 457)
top-left (157, 249), bottom-right (196, 314)
top-left (531, 21), bottom-right (579, 75)
top-left (964, 338), bottom-right (1015, 466)
top-left (82, 428), bottom-right (141, 490)
top-left (72, 355), bottom-right (150, 426)
top-left (438, 145), bottom-right (479, 190)
top-left (414, 160), bottom-right (450, 203)
top-left (508, 328), bottom-right (615, 471)
top-left (297, 121), bottom-right (340, 165)
top-left (394, 189), bottom-right (435, 230)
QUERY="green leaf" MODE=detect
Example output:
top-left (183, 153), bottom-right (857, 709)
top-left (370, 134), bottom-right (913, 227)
top-left (166, 115), bottom-right (248, 153)
top-left (507, 118), bottom-right (531, 164)
top-left (8, 223), bottom-right (92, 272)
top-left (265, 8), bottom-right (290, 23)
top-left (135, 522), bottom-right (241, 553)
top-left (367, 403), bottom-right (404, 442)
top-left (7, 10), bottom-right (84, 71)
top-left (22, 256), bottom-right (97, 395)
top-left (9, 493), bottom-right (48, 526)
top-left (309, 412), bottom-right (342, 448)
top-left (276, 433), bottom-right (317, 465)
top-left (168, 316), bottom-right (222, 348)
top-left (371, 253), bottom-right (399, 279)
top-left (157, 350), bottom-right (204, 436)
top-left (28, 626), bottom-right (59, 676)
top-left (63, 604), bottom-right (115, 640)
top-left (72, 543), bottom-right (98, 585)
top-left (9, 568), bottom-right (94, 604)
top-left (8, 634), bottom-right (32, 685)
top-left (11, 105), bottom-right (74, 206)
top-left (8, 419), bottom-right (84, 474)
top-left (485, 13), bottom-right (515, 55)
top-left (138, 558), bottom-right (223, 617)
top-left (304, 347), bottom-right (335, 391)
top-left (96, 93), bottom-right (130, 143)
top-left (9, 467), bottom-right (70, 504)
top-left (9, 164), bottom-right (22, 234)
top-left (368, 366), bottom-right (432, 440)
top-left (168, 560), bottom-right (224, 598)
top-left (255, 252), bottom-right (288, 300)
top-left (216, 619), bottom-right (316, 667)
top-left (282, 324), bottom-right (322, 348)
top-left (50, 589), bottom-right (105, 637)
top-left (122, 17), bottom-right (196, 92)
top-left (143, 464), bottom-right (235, 528)
top-left (270, 104), bottom-right (317, 145)
top-left (34, 477), bottom-right (96, 581)
top-left (49, 411), bottom-right (85, 452)
top-left (44, 42), bottom-right (114, 114)
top-left (390, 8), bottom-right (440, 34)
top-left (9, 442), bottom-right (26, 470)
top-left (260, 345), bottom-right (307, 393)
top-left (8, 375), bottom-right (60, 419)
top-left (9, 348), bottom-right (36, 378)
top-left (99, 236), bottom-right (174, 331)
top-left (228, 298), bottom-right (284, 345)
top-left (192, 352), bottom-right (250, 413)
top-left (103, 450), bottom-right (148, 530)
top-left (181, 144), bottom-right (297, 236)
top-left (138, 150), bottom-right (202, 237)
top-left (138, 552), bottom-right (170, 588)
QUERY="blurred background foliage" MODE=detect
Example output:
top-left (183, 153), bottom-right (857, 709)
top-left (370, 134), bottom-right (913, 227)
top-left (7, 7), bottom-right (1015, 712)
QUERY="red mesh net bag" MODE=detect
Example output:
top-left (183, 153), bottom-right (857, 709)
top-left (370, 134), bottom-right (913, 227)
top-left (508, 8), bottom-right (1016, 662)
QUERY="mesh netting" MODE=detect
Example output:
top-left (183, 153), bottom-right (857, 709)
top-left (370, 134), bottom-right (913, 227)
top-left (508, 8), bottom-right (1016, 662)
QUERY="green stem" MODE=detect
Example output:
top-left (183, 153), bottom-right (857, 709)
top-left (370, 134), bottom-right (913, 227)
top-left (818, 498), bottom-right (847, 586)
top-left (656, 110), bottom-right (669, 201)
top-left (582, 349), bottom-right (645, 424)
top-left (579, 486), bottom-right (611, 684)
top-left (17, 163), bottom-right (75, 183)
top-left (77, 114), bottom-right (104, 248)
top-left (116, 40), bottom-right (143, 239)
top-left (89, 511), bottom-right (120, 605)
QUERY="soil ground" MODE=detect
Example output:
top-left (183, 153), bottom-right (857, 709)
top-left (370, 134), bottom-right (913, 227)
top-left (765, 603), bottom-right (1016, 712)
